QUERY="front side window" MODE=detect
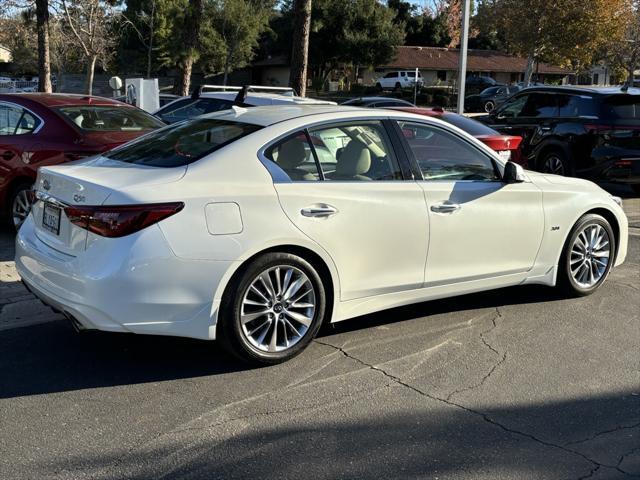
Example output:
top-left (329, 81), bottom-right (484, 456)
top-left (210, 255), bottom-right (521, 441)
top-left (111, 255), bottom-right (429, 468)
top-left (57, 105), bottom-right (163, 132)
top-left (264, 132), bottom-right (321, 181)
top-left (105, 118), bottom-right (261, 167)
top-left (398, 121), bottom-right (498, 181)
top-left (0, 105), bottom-right (40, 135)
top-left (309, 121), bottom-right (403, 181)
top-left (497, 94), bottom-right (528, 118)
top-left (520, 93), bottom-right (558, 118)
top-left (384, 72), bottom-right (398, 79)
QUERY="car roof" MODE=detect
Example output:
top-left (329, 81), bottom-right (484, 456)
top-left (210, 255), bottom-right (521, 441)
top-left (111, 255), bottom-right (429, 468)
top-left (199, 104), bottom-right (460, 128)
top-left (517, 85), bottom-right (640, 96)
top-left (0, 92), bottom-right (131, 107)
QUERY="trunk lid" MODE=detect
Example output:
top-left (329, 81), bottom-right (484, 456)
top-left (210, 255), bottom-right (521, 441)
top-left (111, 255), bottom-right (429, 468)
top-left (32, 156), bottom-right (186, 256)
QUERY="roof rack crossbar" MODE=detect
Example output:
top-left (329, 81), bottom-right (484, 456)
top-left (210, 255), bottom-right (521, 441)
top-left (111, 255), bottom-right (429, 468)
top-left (193, 84), bottom-right (296, 98)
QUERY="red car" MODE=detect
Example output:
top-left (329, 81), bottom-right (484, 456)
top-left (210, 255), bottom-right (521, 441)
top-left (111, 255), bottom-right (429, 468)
top-left (388, 107), bottom-right (523, 165)
top-left (0, 93), bottom-right (164, 228)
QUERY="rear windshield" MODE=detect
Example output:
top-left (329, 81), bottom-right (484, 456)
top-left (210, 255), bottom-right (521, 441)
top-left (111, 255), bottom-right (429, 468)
top-left (57, 105), bottom-right (164, 132)
top-left (104, 118), bottom-right (261, 167)
top-left (603, 95), bottom-right (640, 119)
top-left (440, 112), bottom-right (499, 136)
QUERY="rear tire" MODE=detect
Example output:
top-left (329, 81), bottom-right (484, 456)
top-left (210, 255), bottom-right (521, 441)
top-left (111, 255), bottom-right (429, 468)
top-left (394, 82), bottom-right (401, 91)
top-left (8, 182), bottom-right (34, 231)
top-left (557, 214), bottom-right (615, 297)
top-left (375, 82), bottom-right (382, 92)
top-left (217, 252), bottom-right (327, 365)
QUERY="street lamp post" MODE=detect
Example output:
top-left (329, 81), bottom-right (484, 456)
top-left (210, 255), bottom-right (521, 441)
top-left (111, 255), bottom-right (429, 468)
top-left (456, 0), bottom-right (471, 114)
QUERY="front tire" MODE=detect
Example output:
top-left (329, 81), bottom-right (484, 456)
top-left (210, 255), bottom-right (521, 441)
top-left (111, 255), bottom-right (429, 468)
top-left (558, 214), bottom-right (615, 297)
top-left (484, 100), bottom-right (495, 112)
top-left (218, 252), bottom-right (327, 365)
top-left (539, 150), bottom-right (572, 176)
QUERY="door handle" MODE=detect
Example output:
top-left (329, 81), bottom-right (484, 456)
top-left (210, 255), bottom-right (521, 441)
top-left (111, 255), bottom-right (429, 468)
top-left (1, 151), bottom-right (15, 160)
top-left (430, 203), bottom-right (461, 214)
top-left (540, 125), bottom-right (551, 132)
top-left (301, 204), bottom-right (338, 218)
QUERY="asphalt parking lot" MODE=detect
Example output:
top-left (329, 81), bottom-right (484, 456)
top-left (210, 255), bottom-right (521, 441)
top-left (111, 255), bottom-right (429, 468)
top-left (0, 191), bottom-right (638, 480)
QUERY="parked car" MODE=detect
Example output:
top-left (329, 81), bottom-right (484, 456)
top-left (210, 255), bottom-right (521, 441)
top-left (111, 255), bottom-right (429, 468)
top-left (16, 105), bottom-right (627, 364)
top-left (375, 71), bottom-right (424, 91)
top-left (479, 86), bottom-right (640, 193)
top-left (388, 106), bottom-right (522, 163)
top-left (155, 85), bottom-right (336, 124)
top-left (342, 96), bottom-right (415, 108)
top-left (0, 93), bottom-right (165, 228)
top-left (465, 75), bottom-right (502, 95)
top-left (465, 85), bottom-right (523, 113)
top-left (115, 92), bottom-right (181, 108)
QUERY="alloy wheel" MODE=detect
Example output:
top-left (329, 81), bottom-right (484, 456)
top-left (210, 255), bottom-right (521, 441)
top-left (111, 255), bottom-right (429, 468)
top-left (240, 265), bottom-right (316, 353)
top-left (12, 188), bottom-right (32, 230)
top-left (569, 224), bottom-right (611, 288)
top-left (484, 100), bottom-right (495, 112)
top-left (542, 155), bottom-right (565, 175)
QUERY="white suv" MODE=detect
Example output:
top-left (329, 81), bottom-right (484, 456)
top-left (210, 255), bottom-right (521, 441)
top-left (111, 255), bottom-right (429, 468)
top-left (375, 71), bottom-right (424, 91)
top-left (155, 85), bottom-right (336, 124)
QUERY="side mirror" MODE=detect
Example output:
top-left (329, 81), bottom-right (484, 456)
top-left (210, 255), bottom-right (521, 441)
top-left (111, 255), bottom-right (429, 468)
top-left (503, 161), bottom-right (525, 183)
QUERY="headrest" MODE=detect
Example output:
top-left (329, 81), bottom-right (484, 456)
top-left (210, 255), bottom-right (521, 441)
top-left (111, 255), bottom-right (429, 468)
top-left (336, 140), bottom-right (371, 176)
top-left (277, 138), bottom-right (307, 168)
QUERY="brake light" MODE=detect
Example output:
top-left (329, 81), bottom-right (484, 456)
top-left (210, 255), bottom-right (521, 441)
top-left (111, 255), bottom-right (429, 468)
top-left (64, 202), bottom-right (184, 238)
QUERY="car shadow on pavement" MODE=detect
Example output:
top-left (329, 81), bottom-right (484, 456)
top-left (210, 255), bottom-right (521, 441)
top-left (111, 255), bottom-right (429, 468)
top-left (0, 283), bottom-right (567, 400)
top-left (39, 392), bottom-right (640, 479)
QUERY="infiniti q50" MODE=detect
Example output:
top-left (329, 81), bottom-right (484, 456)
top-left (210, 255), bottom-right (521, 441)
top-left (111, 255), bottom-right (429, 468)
top-left (15, 106), bottom-right (628, 364)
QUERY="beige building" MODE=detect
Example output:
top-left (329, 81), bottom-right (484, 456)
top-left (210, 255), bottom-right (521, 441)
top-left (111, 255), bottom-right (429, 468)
top-left (0, 45), bottom-right (11, 63)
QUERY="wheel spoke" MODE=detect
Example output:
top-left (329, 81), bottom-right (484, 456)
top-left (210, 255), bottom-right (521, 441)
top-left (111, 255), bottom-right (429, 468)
top-left (268, 318), bottom-right (279, 352)
top-left (283, 276), bottom-right (307, 302)
top-left (241, 310), bottom-right (270, 324)
top-left (259, 272), bottom-right (277, 301)
top-left (285, 310), bottom-right (312, 327)
top-left (250, 284), bottom-right (270, 303)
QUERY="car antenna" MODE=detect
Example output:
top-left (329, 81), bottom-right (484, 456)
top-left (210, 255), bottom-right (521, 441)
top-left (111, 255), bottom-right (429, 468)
top-left (234, 85), bottom-right (249, 106)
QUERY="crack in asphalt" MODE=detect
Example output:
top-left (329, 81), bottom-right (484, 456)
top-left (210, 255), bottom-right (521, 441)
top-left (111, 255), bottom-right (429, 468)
top-left (446, 307), bottom-right (507, 402)
top-left (313, 337), bottom-right (637, 478)
top-left (565, 421), bottom-right (640, 447)
top-left (617, 446), bottom-right (640, 469)
top-left (576, 465), bottom-right (600, 480)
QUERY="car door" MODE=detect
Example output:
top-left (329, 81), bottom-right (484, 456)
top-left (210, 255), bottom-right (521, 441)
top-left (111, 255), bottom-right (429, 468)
top-left (490, 92), bottom-right (559, 164)
top-left (396, 119), bottom-right (544, 286)
top-left (268, 119), bottom-right (429, 301)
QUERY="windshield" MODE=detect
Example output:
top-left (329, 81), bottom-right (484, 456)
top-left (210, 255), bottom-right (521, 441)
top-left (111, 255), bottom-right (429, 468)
top-left (104, 118), bottom-right (262, 167)
top-left (603, 95), bottom-right (640, 120)
top-left (57, 105), bottom-right (164, 132)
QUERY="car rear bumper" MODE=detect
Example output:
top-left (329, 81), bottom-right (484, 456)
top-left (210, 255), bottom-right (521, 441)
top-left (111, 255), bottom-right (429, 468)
top-left (583, 150), bottom-right (640, 185)
top-left (15, 215), bottom-right (237, 340)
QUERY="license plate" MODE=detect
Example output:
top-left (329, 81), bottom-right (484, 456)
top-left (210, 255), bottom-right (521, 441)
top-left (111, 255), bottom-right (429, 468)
top-left (42, 203), bottom-right (61, 235)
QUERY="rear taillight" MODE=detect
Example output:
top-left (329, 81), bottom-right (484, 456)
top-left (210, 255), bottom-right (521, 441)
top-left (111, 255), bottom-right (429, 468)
top-left (64, 202), bottom-right (184, 238)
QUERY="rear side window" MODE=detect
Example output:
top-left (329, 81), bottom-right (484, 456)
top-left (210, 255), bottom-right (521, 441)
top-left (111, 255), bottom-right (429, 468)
top-left (557, 94), bottom-right (598, 117)
top-left (57, 106), bottom-right (163, 132)
top-left (264, 132), bottom-right (321, 181)
top-left (603, 95), bottom-right (640, 119)
top-left (105, 119), bottom-right (261, 167)
top-left (0, 104), bottom-right (40, 135)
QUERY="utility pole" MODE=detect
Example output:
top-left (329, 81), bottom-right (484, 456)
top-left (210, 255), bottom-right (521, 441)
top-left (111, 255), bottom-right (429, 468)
top-left (456, 0), bottom-right (470, 114)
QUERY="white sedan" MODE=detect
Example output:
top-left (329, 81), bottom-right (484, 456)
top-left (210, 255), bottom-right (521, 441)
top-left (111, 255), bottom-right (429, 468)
top-left (15, 105), bottom-right (628, 364)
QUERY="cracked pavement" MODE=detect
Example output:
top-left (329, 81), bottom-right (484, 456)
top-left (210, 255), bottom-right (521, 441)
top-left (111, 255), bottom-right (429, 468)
top-left (0, 195), bottom-right (638, 479)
